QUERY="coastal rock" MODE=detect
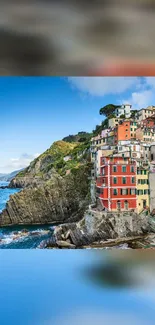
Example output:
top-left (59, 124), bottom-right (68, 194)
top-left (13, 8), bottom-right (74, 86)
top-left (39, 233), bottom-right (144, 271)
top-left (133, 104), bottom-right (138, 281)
top-left (53, 209), bottom-right (151, 247)
top-left (56, 240), bottom-right (76, 249)
top-left (0, 165), bottom-right (91, 227)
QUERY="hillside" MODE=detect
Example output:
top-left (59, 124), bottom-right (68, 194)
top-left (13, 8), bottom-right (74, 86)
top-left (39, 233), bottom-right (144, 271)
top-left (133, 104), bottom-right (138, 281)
top-left (0, 138), bottom-right (92, 226)
top-left (9, 139), bottom-right (91, 188)
top-left (62, 131), bottom-right (92, 143)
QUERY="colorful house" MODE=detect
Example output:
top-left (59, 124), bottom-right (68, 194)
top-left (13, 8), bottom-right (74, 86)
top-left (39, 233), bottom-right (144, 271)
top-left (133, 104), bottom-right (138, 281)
top-left (114, 120), bottom-right (131, 144)
top-left (135, 106), bottom-right (155, 122)
top-left (96, 156), bottom-right (137, 212)
top-left (136, 166), bottom-right (150, 213)
top-left (141, 115), bottom-right (155, 128)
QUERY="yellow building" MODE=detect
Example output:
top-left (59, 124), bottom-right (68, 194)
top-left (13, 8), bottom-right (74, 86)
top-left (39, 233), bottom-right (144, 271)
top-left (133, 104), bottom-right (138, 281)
top-left (130, 121), bottom-right (137, 139)
top-left (136, 166), bottom-right (150, 214)
top-left (108, 117), bottom-right (121, 128)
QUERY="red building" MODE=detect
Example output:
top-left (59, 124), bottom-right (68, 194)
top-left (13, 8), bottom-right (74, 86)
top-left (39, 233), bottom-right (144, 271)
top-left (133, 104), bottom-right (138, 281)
top-left (96, 156), bottom-right (137, 212)
top-left (141, 115), bottom-right (155, 128)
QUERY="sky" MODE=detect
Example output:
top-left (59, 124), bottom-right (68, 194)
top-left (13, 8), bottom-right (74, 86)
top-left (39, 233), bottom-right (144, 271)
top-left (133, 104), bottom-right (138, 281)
top-left (0, 76), bottom-right (155, 173)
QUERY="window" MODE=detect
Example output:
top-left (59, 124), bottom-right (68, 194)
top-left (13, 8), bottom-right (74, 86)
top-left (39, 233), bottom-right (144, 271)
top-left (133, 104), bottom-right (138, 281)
top-left (113, 177), bottom-right (117, 184)
top-left (131, 128), bottom-right (133, 131)
top-left (126, 129), bottom-right (128, 131)
top-left (131, 134), bottom-right (133, 137)
top-left (122, 165), bottom-right (126, 172)
top-left (113, 165), bottom-right (117, 172)
top-left (122, 177), bottom-right (126, 184)
top-left (144, 170), bottom-right (147, 175)
top-left (130, 166), bottom-right (134, 173)
top-left (121, 189), bottom-right (128, 195)
top-left (144, 190), bottom-right (148, 195)
top-left (138, 190), bottom-right (143, 195)
top-left (126, 135), bottom-right (128, 137)
top-left (130, 189), bottom-right (136, 195)
top-left (138, 179), bottom-right (141, 184)
top-left (113, 189), bottom-right (118, 195)
top-left (131, 177), bottom-right (135, 184)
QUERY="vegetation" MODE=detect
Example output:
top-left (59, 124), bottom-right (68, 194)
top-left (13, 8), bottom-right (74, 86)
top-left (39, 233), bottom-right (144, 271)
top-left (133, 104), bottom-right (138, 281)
top-left (63, 131), bottom-right (92, 143)
top-left (108, 114), bottom-right (116, 119)
top-left (131, 110), bottom-right (138, 118)
top-left (120, 114), bottom-right (125, 118)
top-left (92, 118), bottom-right (108, 136)
top-left (99, 104), bottom-right (121, 118)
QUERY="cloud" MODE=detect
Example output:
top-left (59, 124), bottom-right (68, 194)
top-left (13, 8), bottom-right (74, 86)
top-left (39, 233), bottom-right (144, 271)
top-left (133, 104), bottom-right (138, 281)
top-left (0, 153), bottom-right (40, 173)
top-left (68, 77), bottom-right (155, 110)
top-left (68, 77), bottom-right (140, 96)
top-left (122, 90), bottom-right (154, 110)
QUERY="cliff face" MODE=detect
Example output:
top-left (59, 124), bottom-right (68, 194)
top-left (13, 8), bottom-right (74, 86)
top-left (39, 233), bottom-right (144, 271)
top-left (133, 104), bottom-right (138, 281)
top-left (0, 163), bottom-right (91, 227)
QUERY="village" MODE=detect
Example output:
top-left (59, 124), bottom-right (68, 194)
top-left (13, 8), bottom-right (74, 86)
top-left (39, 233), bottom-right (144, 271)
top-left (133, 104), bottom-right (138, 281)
top-left (90, 104), bottom-right (155, 216)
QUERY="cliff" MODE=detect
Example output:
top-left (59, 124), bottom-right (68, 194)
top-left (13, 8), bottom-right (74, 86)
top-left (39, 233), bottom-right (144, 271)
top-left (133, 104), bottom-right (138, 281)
top-left (43, 208), bottom-right (151, 249)
top-left (0, 140), bottom-right (92, 226)
top-left (9, 140), bottom-right (78, 188)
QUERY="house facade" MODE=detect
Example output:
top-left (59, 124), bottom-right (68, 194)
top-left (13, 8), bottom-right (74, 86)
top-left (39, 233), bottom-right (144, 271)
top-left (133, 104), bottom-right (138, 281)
top-left (135, 106), bottom-right (155, 122)
top-left (136, 166), bottom-right (150, 213)
top-left (96, 156), bottom-right (137, 212)
top-left (114, 104), bottom-right (131, 119)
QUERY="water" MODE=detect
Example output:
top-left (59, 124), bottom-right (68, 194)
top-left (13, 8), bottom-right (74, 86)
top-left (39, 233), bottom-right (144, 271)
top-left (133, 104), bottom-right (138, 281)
top-left (0, 250), bottom-right (155, 325)
top-left (0, 181), bottom-right (20, 212)
top-left (0, 181), bottom-right (54, 248)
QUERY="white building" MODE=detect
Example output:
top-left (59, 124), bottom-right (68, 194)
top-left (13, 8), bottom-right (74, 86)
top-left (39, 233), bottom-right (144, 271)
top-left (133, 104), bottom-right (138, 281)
top-left (135, 106), bottom-right (155, 122)
top-left (114, 104), bottom-right (131, 119)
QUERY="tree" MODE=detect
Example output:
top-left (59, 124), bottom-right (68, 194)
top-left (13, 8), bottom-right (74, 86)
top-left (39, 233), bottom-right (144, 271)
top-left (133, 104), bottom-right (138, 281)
top-left (109, 113), bottom-right (116, 119)
top-left (120, 114), bottom-right (125, 118)
top-left (92, 118), bottom-right (108, 136)
top-left (99, 104), bottom-right (121, 118)
top-left (131, 110), bottom-right (138, 118)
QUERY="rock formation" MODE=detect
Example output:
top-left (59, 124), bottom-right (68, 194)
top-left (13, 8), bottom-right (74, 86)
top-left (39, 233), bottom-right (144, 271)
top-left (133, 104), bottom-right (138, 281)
top-left (0, 164), bottom-right (91, 226)
top-left (47, 209), bottom-right (151, 248)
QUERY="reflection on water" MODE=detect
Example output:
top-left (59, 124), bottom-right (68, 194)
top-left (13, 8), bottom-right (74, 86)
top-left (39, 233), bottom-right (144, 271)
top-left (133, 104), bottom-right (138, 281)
top-left (0, 250), bottom-right (155, 325)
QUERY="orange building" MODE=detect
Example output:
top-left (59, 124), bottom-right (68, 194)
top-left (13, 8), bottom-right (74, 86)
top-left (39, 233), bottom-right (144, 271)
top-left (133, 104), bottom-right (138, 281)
top-left (114, 120), bottom-right (131, 144)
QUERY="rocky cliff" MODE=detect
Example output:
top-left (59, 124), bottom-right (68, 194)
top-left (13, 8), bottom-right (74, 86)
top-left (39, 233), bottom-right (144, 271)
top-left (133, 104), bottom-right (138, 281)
top-left (0, 164), bottom-right (91, 226)
top-left (44, 208), bottom-right (151, 248)
top-left (0, 140), bottom-right (92, 227)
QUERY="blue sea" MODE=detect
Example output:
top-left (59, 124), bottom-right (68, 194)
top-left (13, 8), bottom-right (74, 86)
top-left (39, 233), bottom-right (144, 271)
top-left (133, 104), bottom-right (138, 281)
top-left (0, 181), bottom-right (20, 212)
top-left (0, 181), bottom-right (54, 248)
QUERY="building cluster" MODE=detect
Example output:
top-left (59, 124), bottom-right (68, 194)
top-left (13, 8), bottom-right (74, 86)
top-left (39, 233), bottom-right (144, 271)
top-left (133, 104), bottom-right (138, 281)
top-left (91, 104), bottom-right (155, 214)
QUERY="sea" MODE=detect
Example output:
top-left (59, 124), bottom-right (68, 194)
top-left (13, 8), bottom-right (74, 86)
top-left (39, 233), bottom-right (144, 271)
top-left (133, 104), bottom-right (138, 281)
top-left (0, 181), bottom-right (54, 249)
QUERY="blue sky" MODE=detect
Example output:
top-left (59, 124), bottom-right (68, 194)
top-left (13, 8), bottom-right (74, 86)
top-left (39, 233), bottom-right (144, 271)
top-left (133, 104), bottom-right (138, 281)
top-left (0, 76), bottom-right (155, 173)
